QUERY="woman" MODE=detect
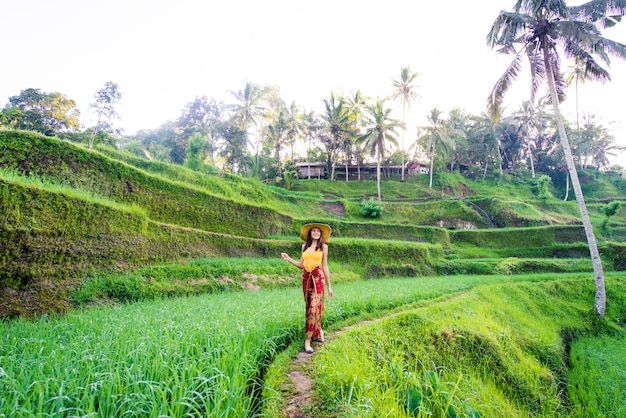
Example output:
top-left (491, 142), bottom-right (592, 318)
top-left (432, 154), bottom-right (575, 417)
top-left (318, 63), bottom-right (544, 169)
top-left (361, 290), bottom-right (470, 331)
top-left (281, 223), bottom-right (333, 353)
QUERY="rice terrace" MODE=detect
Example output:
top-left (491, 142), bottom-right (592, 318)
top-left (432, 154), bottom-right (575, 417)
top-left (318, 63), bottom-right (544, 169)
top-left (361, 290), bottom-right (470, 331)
top-left (1, 126), bottom-right (625, 417)
top-left (2, 1), bottom-right (626, 415)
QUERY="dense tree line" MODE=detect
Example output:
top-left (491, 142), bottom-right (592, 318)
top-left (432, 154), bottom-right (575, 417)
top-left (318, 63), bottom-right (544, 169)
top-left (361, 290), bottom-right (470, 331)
top-left (2, 81), bottom-right (622, 188)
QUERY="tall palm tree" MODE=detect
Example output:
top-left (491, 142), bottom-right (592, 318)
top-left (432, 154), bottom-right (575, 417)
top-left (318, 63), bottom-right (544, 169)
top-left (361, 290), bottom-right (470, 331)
top-left (347, 90), bottom-right (370, 181)
top-left (487, 0), bottom-right (626, 318)
top-left (512, 99), bottom-right (553, 178)
top-left (228, 81), bottom-right (266, 153)
top-left (322, 93), bottom-right (353, 181)
top-left (359, 99), bottom-right (403, 200)
top-left (565, 58), bottom-right (595, 133)
top-left (471, 108), bottom-right (505, 179)
top-left (390, 67), bottom-right (421, 182)
top-left (486, 97), bottom-right (505, 176)
top-left (446, 108), bottom-right (470, 173)
top-left (285, 101), bottom-right (304, 163)
top-left (265, 111), bottom-right (288, 177)
top-left (418, 108), bottom-right (459, 189)
top-left (564, 58), bottom-right (595, 196)
top-left (303, 110), bottom-right (322, 179)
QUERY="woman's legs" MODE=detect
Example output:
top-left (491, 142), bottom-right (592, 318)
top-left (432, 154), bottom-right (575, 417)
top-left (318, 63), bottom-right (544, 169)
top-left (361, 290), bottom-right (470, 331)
top-left (304, 290), bottom-right (322, 351)
top-left (303, 268), bottom-right (325, 352)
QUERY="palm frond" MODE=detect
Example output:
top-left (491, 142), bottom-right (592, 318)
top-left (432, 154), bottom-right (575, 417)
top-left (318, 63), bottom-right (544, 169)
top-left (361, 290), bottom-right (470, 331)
top-left (487, 11), bottom-right (531, 50)
top-left (390, 67), bottom-right (421, 108)
top-left (546, 47), bottom-right (568, 103)
top-left (557, 20), bottom-right (602, 45)
top-left (569, 0), bottom-right (626, 28)
top-left (596, 37), bottom-right (626, 61)
top-left (569, 43), bottom-right (612, 82)
top-left (526, 44), bottom-right (546, 103)
top-left (558, 19), bottom-right (625, 81)
top-left (488, 53), bottom-right (523, 115)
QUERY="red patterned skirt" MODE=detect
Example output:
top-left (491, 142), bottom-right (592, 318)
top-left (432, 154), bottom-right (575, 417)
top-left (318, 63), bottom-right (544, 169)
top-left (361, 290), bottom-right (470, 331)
top-left (302, 266), bottom-right (325, 339)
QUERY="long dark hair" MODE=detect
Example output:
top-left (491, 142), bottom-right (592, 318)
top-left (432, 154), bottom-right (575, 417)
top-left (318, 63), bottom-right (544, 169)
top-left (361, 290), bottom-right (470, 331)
top-left (303, 229), bottom-right (324, 252)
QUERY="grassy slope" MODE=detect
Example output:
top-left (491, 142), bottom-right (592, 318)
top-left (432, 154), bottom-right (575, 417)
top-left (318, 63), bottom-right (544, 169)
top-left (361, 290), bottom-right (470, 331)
top-left (1, 130), bottom-right (625, 416)
top-left (1, 129), bottom-right (625, 319)
top-left (263, 274), bottom-right (626, 417)
top-left (5, 269), bottom-right (623, 417)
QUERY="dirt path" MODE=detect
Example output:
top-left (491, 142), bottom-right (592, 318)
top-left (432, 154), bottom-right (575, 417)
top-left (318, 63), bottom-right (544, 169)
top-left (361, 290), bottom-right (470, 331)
top-left (280, 292), bottom-right (472, 417)
top-left (281, 318), bottom-right (385, 418)
top-left (283, 350), bottom-right (316, 418)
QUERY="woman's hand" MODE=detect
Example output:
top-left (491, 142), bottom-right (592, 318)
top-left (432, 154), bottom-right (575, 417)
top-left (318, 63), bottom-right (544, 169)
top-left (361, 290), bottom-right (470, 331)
top-left (280, 253), bottom-right (289, 261)
top-left (328, 286), bottom-right (333, 298)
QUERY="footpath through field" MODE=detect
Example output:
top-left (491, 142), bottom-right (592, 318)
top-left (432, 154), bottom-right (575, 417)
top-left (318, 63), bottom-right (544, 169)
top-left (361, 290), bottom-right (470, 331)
top-left (279, 290), bottom-right (473, 418)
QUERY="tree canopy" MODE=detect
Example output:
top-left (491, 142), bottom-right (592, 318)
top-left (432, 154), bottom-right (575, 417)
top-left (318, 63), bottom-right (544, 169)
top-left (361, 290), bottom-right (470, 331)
top-left (2, 88), bottom-right (80, 135)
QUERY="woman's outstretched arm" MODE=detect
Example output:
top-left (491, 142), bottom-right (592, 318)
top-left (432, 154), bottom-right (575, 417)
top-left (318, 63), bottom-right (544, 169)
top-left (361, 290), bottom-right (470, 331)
top-left (281, 252), bottom-right (304, 269)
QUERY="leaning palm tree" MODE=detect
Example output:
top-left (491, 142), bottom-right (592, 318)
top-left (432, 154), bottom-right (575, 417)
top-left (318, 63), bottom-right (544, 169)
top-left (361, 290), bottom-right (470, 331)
top-left (359, 99), bottom-right (404, 200)
top-left (390, 67), bottom-right (421, 181)
top-left (487, 0), bottom-right (626, 318)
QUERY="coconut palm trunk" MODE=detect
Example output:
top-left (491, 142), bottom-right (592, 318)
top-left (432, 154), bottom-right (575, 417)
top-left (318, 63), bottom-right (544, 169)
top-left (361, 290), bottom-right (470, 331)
top-left (428, 138), bottom-right (435, 189)
top-left (401, 105), bottom-right (406, 182)
top-left (543, 44), bottom-right (605, 317)
top-left (376, 136), bottom-right (382, 200)
top-left (527, 142), bottom-right (536, 178)
top-left (492, 125), bottom-right (504, 176)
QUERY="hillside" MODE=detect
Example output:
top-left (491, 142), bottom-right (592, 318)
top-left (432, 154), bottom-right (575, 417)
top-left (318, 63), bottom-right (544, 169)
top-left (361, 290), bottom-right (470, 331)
top-left (1, 129), bottom-right (625, 318)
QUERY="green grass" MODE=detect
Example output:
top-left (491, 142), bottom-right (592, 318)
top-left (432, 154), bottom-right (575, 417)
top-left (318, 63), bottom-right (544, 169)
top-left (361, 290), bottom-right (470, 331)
top-left (70, 257), bottom-right (361, 304)
top-left (1, 288), bottom-right (304, 417)
top-left (434, 257), bottom-right (594, 276)
top-left (2, 129), bottom-right (626, 417)
top-left (567, 335), bottom-right (626, 417)
top-left (303, 274), bottom-right (626, 418)
top-left (2, 272), bottom-right (585, 417)
top-left (0, 167), bottom-right (146, 217)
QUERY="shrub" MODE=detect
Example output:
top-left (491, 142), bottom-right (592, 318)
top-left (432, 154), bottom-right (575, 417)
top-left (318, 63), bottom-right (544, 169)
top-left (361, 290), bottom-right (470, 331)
top-left (531, 175), bottom-right (553, 200)
top-left (613, 178), bottom-right (626, 194)
top-left (282, 170), bottom-right (297, 190)
top-left (360, 198), bottom-right (383, 218)
top-left (601, 201), bottom-right (622, 231)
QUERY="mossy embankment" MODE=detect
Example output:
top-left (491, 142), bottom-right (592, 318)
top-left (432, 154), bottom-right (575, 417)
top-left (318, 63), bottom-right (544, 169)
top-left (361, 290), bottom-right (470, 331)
top-left (0, 174), bottom-right (442, 317)
top-left (0, 130), bottom-right (295, 238)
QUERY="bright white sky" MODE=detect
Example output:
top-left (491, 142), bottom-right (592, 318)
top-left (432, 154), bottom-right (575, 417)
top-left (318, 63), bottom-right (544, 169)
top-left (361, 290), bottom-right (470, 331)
top-left (2, 0), bottom-right (625, 166)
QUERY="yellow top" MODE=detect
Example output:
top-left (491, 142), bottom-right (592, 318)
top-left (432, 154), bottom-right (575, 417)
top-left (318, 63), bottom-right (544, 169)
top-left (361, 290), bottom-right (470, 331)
top-left (302, 248), bottom-right (323, 272)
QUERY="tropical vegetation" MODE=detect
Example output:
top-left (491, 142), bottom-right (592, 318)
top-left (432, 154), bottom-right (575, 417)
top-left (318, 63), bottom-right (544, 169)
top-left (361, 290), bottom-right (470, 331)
top-left (1, 1), bottom-right (626, 416)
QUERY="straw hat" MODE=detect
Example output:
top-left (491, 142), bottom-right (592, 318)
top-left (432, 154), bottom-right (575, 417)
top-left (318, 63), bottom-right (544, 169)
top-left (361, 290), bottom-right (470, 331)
top-left (300, 223), bottom-right (332, 242)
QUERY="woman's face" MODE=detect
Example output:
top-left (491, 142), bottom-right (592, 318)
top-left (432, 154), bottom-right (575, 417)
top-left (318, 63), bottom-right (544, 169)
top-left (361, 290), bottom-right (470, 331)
top-left (310, 227), bottom-right (322, 240)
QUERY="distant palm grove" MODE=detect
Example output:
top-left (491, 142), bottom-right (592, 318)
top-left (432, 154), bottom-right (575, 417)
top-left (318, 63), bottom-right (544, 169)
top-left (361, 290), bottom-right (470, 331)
top-left (0, 72), bottom-right (623, 187)
top-left (0, 77), bottom-right (622, 182)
